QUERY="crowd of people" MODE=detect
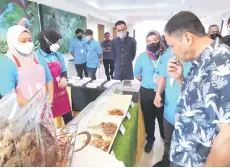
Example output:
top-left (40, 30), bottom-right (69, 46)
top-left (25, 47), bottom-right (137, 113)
top-left (0, 10), bottom-right (230, 167)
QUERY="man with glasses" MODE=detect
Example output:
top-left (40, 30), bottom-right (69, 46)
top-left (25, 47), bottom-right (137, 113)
top-left (222, 17), bottom-right (230, 47)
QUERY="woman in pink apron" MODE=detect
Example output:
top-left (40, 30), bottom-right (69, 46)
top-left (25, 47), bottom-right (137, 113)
top-left (5, 25), bottom-right (54, 107)
top-left (37, 30), bottom-right (72, 124)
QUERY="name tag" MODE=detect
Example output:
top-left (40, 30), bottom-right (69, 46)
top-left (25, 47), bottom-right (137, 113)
top-left (81, 49), bottom-right (84, 53)
top-left (169, 77), bottom-right (175, 86)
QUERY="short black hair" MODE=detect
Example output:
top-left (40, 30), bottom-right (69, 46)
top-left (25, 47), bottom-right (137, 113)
top-left (75, 28), bottom-right (83, 34)
top-left (227, 17), bottom-right (230, 25)
top-left (115, 20), bottom-right (126, 27)
top-left (104, 32), bottom-right (110, 36)
top-left (209, 24), bottom-right (219, 29)
top-left (85, 29), bottom-right (93, 35)
top-left (165, 11), bottom-right (206, 37)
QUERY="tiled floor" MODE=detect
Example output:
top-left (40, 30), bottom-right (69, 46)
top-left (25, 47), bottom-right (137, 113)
top-left (136, 121), bottom-right (164, 167)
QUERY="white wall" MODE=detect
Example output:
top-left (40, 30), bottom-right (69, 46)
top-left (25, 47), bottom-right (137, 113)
top-left (135, 20), bottom-right (167, 57)
top-left (87, 15), bottom-right (114, 41)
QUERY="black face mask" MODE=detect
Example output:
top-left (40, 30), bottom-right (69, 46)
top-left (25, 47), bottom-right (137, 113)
top-left (77, 36), bottom-right (83, 40)
top-left (210, 33), bottom-right (222, 40)
top-left (147, 42), bottom-right (161, 53)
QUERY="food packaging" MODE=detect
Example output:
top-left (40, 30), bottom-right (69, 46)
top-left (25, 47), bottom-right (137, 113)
top-left (36, 93), bottom-right (59, 167)
top-left (12, 90), bottom-right (46, 167)
top-left (0, 91), bottom-right (20, 167)
top-left (12, 89), bottom-right (59, 167)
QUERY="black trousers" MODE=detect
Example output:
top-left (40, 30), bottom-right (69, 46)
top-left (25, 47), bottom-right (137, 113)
top-left (140, 87), bottom-right (165, 142)
top-left (103, 59), bottom-right (114, 79)
top-left (62, 112), bottom-right (73, 125)
top-left (75, 63), bottom-right (88, 79)
top-left (163, 119), bottom-right (174, 157)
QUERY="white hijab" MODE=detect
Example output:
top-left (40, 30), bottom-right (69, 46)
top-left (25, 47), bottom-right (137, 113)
top-left (6, 25), bottom-right (34, 65)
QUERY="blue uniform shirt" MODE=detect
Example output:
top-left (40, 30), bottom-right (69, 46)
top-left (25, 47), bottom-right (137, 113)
top-left (86, 39), bottom-right (103, 69)
top-left (0, 55), bottom-right (53, 96)
top-left (36, 49), bottom-right (67, 73)
top-left (134, 51), bottom-right (166, 90)
top-left (69, 38), bottom-right (87, 64)
top-left (158, 48), bottom-right (192, 125)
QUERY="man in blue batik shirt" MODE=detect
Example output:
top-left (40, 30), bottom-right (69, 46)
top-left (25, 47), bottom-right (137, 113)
top-left (165, 11), bottom-right (230, 167)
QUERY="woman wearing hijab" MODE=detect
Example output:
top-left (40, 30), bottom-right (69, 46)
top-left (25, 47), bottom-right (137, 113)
top-left (0, 25), bottom-right (53, 106)
top-left (134, 30), bottom-right (167, 153)
top-left (37, 30), bottom-right (72, 125)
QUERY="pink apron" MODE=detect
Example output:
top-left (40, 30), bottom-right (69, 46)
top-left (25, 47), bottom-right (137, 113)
top-left (45, 57), bottom-right (71, 118)
top-left (13, 56), bottom-right (46, 101)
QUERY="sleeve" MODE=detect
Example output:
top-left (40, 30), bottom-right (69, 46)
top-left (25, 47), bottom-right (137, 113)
top-left (134, 54), bottom-right (143, 77)
top-left (159, 53), bottom-right (169, 78)
top-left (111, 39), bottom-right (116, 62)
top-left (101, 41), bottom-right (105, 48)
top-left (69, 39), bottom-right (74, 53)
top-left (207, 53), bottom-right (230, 125)
top-left (132, 39), bottom-right (137, 61)
top-left (0, 57), bottom-right (18, 96)
top-left (37, 55), bottom-right (53, 83)
top-left (96, 42), bottom-right (103, 55)
top-left (57, 52), bottom-right (67, 73)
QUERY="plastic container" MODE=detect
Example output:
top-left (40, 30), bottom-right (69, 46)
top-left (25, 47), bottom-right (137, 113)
top-left (0, 91), bottom-right (20, 167)
top-left (12, 91), bottom-right (46, 167)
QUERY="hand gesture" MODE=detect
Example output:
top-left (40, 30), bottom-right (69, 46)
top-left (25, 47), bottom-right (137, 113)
top-left (167, 57), bottom-right (183, 80)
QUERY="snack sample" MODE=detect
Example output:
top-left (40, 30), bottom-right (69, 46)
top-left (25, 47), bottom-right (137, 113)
top-left (101, 122), bottom-right (117, 138)
top-left (90, 137), bottom-right (111, 152)
top-left (108, 109), bottom-right (124, 116)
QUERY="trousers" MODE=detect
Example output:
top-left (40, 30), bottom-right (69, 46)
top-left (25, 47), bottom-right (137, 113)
top-left (140, 87), bottom-right (165, 142)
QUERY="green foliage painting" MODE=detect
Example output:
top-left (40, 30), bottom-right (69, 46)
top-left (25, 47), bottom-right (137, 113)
top-left (40, 4), bottom-right (87, 53)
top-left (0, 0), bottom-right (40, 56)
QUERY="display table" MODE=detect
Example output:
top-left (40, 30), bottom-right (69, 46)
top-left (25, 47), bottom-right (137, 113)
top-left (68, 83), bottom-right (106, 111)
top-left (66, 83), bottom-right (145, 167)
top-left (112, 104), bottom-right (138, 167)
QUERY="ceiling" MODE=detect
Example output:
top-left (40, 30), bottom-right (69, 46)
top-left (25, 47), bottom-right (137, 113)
top-left (76, 0), bottom-right (230, 22)
top-left (32, 0), bottom-right (230, 24)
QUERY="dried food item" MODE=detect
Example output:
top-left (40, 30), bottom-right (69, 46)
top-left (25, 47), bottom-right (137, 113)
top-left (56, 135), bottom-right (70, 167)
top-left (89, 137), bottom-right (111, 152)
top-left (0, 127), bottom-right (20, 167)
top-left (101, 122), bottom-right (117, 138)
top-left (108, 109), bottom-right (124, 116)
top-left (15, 131), bottom-right (43, 167)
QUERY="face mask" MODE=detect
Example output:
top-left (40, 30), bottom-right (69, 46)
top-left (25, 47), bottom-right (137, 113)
top-left (147, 42), bottom-right (161, 53)
top-left (210, 33), bottom-right (222, 40)
top-left (17, 42), bottom-right (34, 55)
top-left (118, 31), bottom-right (127, 39)
top-left (50, 43), bottom-right (60, 52)
top-left (85, 36), bottom-right (91, 41)
top-left (77, 36), bottom-right (82, 40)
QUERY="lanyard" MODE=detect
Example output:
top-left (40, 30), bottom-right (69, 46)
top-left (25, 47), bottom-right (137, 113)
top-left (152, 57), bottom-right (160, 69)
top-left (78, 40), bottom-right (83, 47)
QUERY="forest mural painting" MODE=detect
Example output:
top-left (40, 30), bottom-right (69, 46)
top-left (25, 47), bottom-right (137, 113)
top-left (0, 0), bottom-right (40, 56)
top-left (39, 4), bottom-right (87, 53)
top-left (0, 1), bottom-right (87, 55)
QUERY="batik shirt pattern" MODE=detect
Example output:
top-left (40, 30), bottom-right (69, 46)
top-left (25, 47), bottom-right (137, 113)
top-left (170, 40), bottom-right (230, 167)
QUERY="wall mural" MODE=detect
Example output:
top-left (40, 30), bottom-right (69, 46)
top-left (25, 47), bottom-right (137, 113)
top-left (0, 0), bottom-right (40, 56)
top-left (39, 4), bottom-right (87, 53)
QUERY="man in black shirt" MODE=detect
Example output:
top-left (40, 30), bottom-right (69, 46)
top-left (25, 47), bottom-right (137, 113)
top-left (112, 21), bottom-right (137, 80)
top-left (222, 17), bottom-right (230, 47)
top-left (101, 32), bottom-right (114, 81)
